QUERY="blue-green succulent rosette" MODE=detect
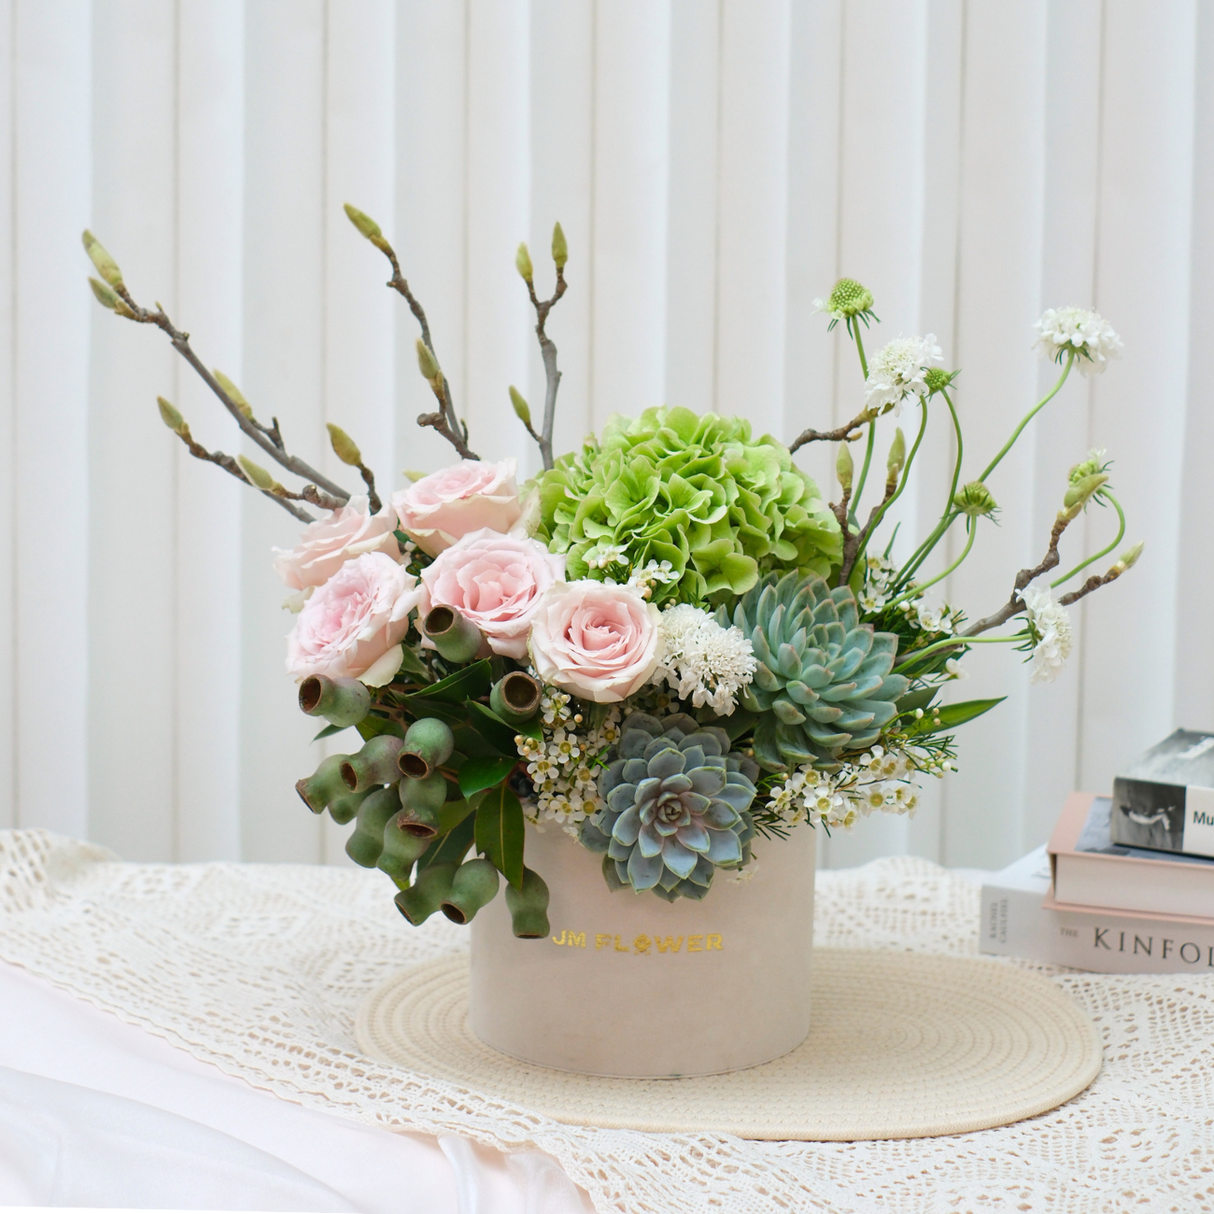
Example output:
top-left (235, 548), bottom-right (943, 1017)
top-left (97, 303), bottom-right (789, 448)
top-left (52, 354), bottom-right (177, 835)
top-left (579, 712), bottom-right (759, 902)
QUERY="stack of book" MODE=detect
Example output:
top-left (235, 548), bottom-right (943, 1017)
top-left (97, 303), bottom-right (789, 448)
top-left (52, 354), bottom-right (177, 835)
top-left (979, 729), bottom-right (1214, 973)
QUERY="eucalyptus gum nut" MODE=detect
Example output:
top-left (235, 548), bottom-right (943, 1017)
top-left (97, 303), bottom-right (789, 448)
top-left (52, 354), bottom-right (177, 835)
top-left (422, 606), bottom-right (484, 664)
top-left (298, 675), bottom-right (371, 727)
top-left (295, 753), bottom-right (352, 813)
top-left (340, 735), bottom-right (405, 792)
top-left (326, 788), bottom-right (370, 826)
top-left (440, 858), bottom-right (500, 925)
top-left (394, 862), bottom-right (457, 926)
top-left (377, 816), bottom-right (433, 879)
top-left (398, 770), bottom-right (448, 816)
top-left (504, 866), bottom-right (551, 939)
top-left (344, 785), bottom-right (400, 867)
top-left (489, 672), bottom-right (541, 724)
top-left (399, 717), bottom-right (454, 778)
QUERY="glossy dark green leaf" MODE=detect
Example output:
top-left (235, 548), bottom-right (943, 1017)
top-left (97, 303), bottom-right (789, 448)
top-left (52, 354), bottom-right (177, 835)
top-left (909, 696), bottom-right (1005, 734)
top-left (895, 686), bottom-right (939, 716)
top-left (312, 722), bottom-right (348, 741)
top-left (417, 814), bottom-right (475, 871)
top-left (434, 795), bottom-right (480, 836)
top-left (475, 782), bottom-right (526, 890)
top-left (458, 756), bottom-right (518, 800)
top-left (396, 644), bottom-right (430, 678)
top-left (356, 714), bottom-right (407, 743)
top-left (464, 699), bottom-right (523, 756)
top-left (401, 660), bottom-right (492, 705)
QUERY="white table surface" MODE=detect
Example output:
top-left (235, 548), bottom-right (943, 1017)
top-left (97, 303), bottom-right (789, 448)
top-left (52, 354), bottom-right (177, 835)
top-left (0, 958), bottom-right (593, 1212)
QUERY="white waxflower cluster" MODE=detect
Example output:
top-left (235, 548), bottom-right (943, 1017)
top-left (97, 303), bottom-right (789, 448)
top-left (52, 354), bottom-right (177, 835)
top-left (864, 334), bottom-right (944, 416)
top-left (857, 555), bottom-right (963, 636)
top-left (516, 688), bottom-right (622, 835)
top-left (655, 604), bottom-right (757, 715)
top-left (1018, 583), bottom-right (1073, 683)
top-left (626, 559), bottom-right (680, 599)
top-left (1034, 307), bottom-right (1122, 376)
top-left (767, 743), bottom-right (949, 829)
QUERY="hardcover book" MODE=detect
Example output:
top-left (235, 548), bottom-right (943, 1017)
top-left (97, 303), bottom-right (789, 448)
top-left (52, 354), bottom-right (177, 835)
top-left (1048, 791), bottom-right (1214, 919)
top-left (979, 843), bottom-right (1214, 973)
top-left (1110, 728), bottom-right (1214, 858)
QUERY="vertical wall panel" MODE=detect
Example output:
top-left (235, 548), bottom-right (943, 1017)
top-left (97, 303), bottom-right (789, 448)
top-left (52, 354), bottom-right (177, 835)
top-left (590, 0), bottom-right (671, 428)
top-left (175, 0), bottom-right (246, 862)
top-left (88, 0), bottom-right (178, 862)
top-left (241, 0), bottom-right (327, 864)
top-left (13, 0), bottom-right (92, 837)
top-left (0, 0), bottom-right (14, 830)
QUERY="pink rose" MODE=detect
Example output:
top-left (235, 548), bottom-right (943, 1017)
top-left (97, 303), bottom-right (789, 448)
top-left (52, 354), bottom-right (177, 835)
top-left (272, 495), bottom-right (400, 591)
top-left (418, 528), bottom-right (564, 659)
top-left (392, 458), bottom-right (522, 556)
top-left (529, 581), bottom-right (663, 703)
top-left (286, 552), bottom-right (420, 685)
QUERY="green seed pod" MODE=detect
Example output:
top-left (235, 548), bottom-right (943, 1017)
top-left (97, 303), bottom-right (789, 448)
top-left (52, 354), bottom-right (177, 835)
top-left (326, 423), bottom-right (363, 467)
top-left (489, 671), bottom-right (541, 724)
top-left (394, 862), bottom-right (457, 926)
top-left (377, 814), bottom-right (433, 880)
top-left (341, 735), bottom-right (406, 792)
top-left (504, 866), bottom-right (550, 939)
top-left (551, 221), bottom-right (568, 270)
top-left (326, 787), bottom-right (370, 826)
top-left (399, 718), bottom-right (455, 779)
top-left (295, 753), bottom-right (352, 813)
top-left (397, 771), bottom-right (448, 834)
top-left (440, 858), bottom-right (501, 924)
top-left (212, 370), bottom-right (255, 420)
top-left (344, 785), bottom-right (400, 868)
top-left (298, 674), bottom-right (371, 728)
top-left (422, 606), bottom-right (484, 663)
top-left (515, 241), bottom-right (533, 283)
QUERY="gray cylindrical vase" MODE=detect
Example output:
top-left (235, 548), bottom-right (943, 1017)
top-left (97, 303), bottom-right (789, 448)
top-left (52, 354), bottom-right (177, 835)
top-left (469, 823), bottom-right (815, 1078)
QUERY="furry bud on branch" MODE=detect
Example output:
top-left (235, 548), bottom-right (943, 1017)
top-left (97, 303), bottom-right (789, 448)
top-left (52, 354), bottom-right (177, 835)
top-left (82, 230), bottom-right (124, 290)
top-left (326, 423), bottom-right (362, 467)
top-left (509, 386), bottom-right (532, 428)
top-left (1114, 540), bottom-right (1144, 573)
top-left (212, 370), bottom-right (255, 420)
top-left (887, 427), bottom-right (907, 477)
top-left (343, 203), bottom-right (390, 252)
top-left (237, 455), bottom-right (282, 494)
top-left (551, 222), bottom-right (568, 270)
top-left (415, 338), bottom-right (442, 388)
top-left (156, 396), bottom-right (187, 437)
top-left (835, 442), bottom-right (854, 492)
top-left (515, 242), bottom-right (534, 284)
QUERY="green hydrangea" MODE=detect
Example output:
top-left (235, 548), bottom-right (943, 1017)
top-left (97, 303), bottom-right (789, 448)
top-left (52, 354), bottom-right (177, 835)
top-left (535, 407), bottom-right (842, 605)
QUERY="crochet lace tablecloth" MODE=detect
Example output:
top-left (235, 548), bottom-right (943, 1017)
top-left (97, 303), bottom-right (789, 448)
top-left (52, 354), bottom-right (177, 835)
top-left (1, 830), bottom-right (1210, 1213)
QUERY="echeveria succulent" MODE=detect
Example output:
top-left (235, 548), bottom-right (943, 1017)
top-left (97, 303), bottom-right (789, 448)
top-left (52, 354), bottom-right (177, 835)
top-left (579, 712), bottom-right (758, 901)
top-left (535, 407), bottom-right (842, 605)
top-left (721, 571), bottom-right (909, 772)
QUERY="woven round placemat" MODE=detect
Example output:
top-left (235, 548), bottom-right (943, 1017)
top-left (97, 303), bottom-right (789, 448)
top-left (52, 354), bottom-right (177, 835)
top-left (355, 947), bottom-right (1102, 1141)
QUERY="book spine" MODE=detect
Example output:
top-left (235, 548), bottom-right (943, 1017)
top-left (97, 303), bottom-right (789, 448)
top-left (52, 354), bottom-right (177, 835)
top-left (979, 883), bottom-right (1214, 973)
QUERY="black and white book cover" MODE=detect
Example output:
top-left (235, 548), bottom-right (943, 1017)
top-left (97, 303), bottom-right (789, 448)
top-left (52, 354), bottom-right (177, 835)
top-left (1111, 729), bottom-right (1214, 858)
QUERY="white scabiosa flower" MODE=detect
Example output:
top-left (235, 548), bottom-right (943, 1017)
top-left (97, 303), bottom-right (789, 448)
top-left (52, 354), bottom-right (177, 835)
top-left (655, 604), bottom-right (757, 715)
top-left (864, 335), bottom-right (944, 416)
top-left (1033, 307), bottom-right (1122, 376)
top-left (1018, 583), bottom-right (1074, 683)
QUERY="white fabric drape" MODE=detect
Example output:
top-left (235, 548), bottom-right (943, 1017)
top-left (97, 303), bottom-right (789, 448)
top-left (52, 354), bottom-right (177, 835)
top-left (0, 0), bottom-right (1209, 871)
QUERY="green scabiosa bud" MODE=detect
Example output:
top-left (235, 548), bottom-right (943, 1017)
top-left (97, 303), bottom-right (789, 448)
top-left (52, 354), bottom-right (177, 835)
top-left (824, 278), bottom-right (873, 318)
top-left (1068, 447), bottom-right (1110, 484)
top-left (953, 481), bottom-right (999, 519)
top-left (923, 367), bottom-right (958, 394)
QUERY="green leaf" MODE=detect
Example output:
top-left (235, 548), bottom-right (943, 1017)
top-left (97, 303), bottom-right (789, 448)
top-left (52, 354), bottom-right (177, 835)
top-left (909, 696), bottom-right (1005, 735)
top-left (464, 699), bottom-right (523, 756)
top-left (401, 659), bottom-right (492, 705)
top-left (452, 725), bottom-right (503, 760)
top-left (356, 714), bottom-right (407, 743)
top-left (417, 814), bottom-right (476, 871)
top-left (475, 782), bottom-right (526, 890)
top-left (312, 722), bottom-right (349, 742)
top-left (396, 644), bottom-right (430, 678)
top-left (434, 795), bottom-right (480, 836)
top-left (895, 686), bottom-right (939, 716)
top-left (458, 757), bottom-right (518, 800)
top-left (722, 708), bottom-right (758, 743)
top-left (513, 717), bottom-right (543, 743)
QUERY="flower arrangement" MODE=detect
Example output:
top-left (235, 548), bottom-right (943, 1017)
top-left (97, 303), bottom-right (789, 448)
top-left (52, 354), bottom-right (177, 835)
top-left (82, 216), bottom-right (1139, 940)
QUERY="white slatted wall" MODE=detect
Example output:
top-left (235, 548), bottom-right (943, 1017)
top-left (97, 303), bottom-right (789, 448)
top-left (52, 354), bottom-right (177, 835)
top-left (1, 0), bottom-right (1210, 871)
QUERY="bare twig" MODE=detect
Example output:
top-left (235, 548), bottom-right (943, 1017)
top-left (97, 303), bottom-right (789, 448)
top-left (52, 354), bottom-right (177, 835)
top-left (961, 514), bottom-right (1071, 638)
top-left (169, 423), bottom-right (315, 523)
top-left (111, 286), bottom-right (353, 503)
top-left (522, 266), bottom-right (568, 471)
top-left (372, 240), bottom-right (477, 460)
top-left (789, 407), bottom-right (876, 454)
top-left (355, 463), bottom-right (382, 514)
top-left (838, 466), bottom-right (899, 587)
top-left (1058, 565), bottom-right (1125, 607)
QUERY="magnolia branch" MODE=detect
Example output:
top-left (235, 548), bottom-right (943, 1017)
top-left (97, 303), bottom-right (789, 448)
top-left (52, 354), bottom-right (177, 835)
top-left (109, 287), bottom-right (353, 504)
top-left (1059, 565), bottom-right (1127, 606)
top-left (789, 407), bottom-right (876, 455)
top-left (370, 235), bottom-right (477, 461)
top-left (837, 466), bottom-right (900, 587)
top-left (961, 514), bottom-right (1070, 638)
top-left (523, 266), bottom-right (568, 471)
